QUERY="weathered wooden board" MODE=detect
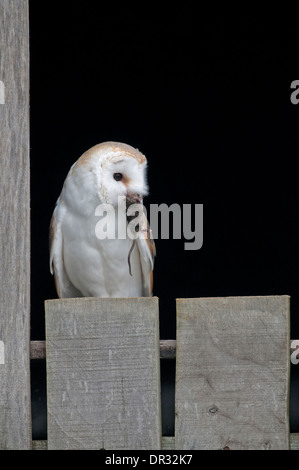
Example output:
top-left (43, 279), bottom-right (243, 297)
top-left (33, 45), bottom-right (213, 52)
top-left (0, 0), bottom-right (31, 450)
top-left (30, 434), bottom-right (299, 451)
top-left (45, 297), bottom-right (161, 450)
top-left (290, 433), bottom-right (299, 451)
top-left (175, 296), bottom-right (290, 450)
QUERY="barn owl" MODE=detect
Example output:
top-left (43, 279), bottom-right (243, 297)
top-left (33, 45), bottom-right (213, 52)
top-left (49, 142), bottom-right (155, 298)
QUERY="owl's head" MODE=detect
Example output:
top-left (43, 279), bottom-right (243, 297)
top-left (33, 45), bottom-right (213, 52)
top-left (99, 142), bottom-right (148, 206)
top-left (69, 142), bottom-right (149, 208)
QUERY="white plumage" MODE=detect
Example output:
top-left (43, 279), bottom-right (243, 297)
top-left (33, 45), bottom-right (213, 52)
top-left (49, 142), bottom-right (155, 298)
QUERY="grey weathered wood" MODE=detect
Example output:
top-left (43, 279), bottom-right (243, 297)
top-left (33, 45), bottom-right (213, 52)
top-left (30, 435), bottom-right (299, 451)
top-left (0, 0), bottom-right (31, 450)
top-left (161, 436), bottom-right (175, 450)
top-left (45, 297), bottom-right (161, 450)
top-left (0, 80), bottom-right (4, 104)
top-left (160, 340), bottom-right (176, 359)
top-left (30, 339), bottom-right (176, 360)
top-left (31, 437), bottom-right (175, 451)
top-left (30, 338), bottom-right (298, 361)
top-left (32, 440), bottom-right (48, 451)
top-left (30, 341), bottom-right (47, 360)
top-left (175, 296), bottom-right (290, 450)
top-left (290, 433), bottom-right (299, 450)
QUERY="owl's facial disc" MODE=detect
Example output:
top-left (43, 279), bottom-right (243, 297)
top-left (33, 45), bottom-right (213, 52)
top-left (101, 154), bottom-right (148, 207)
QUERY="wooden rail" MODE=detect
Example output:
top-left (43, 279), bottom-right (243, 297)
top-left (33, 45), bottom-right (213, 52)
top-left (30, 339), bottom-right (177, 360)
top-left (30, 338), bottom-right (298, 361)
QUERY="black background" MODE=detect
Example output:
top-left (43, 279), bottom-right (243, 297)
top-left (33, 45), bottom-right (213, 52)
top-left (29, 2), bottom-right (299, 438)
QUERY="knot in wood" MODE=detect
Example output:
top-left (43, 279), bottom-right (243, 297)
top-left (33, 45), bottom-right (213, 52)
top-left (208, 405), bottom-right (218, 415)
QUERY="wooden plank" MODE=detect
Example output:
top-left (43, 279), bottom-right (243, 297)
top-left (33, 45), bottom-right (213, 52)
top-left (32, 440), bottom-right (48, 451)
top-left (45, 297), bottom-right (161, 450)
top-left (175, 296), bottom-right (290, 450)
top-left (30, 434), bottom-right (299, 451)
top-left (290, 433), bottom-right (299, 451)
top-left (0, 0), bottom-right (31, 450)
top-left (161, 436), bottom-right (175, 450)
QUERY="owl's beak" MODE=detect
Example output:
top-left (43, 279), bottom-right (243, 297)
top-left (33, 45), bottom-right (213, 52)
top-left (126, 192), bottom-right (142, 204)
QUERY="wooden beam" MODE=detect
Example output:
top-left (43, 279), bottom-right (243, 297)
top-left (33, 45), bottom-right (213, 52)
top-left (45, 297), bottom-right (162, 450)
top-left (0, 0), bottom-right (31, 450)
top-left (30, 341), bottom-right (46, 360)
top-left (30, 338), bottom-right (298, 361)
top-left (160, 340), bottom-right (176, 359)
top-left (30, 339), bottom-right (176, 360)
top-left (175, 296), bottom-right (290, 450)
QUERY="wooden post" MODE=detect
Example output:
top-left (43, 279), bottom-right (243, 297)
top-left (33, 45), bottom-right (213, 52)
top-left (175, 296), bottom-right (290, 450)
top-left (0, 0), bottom-right (31, 450)
top-left (45, 297), bottom-right (162, 450)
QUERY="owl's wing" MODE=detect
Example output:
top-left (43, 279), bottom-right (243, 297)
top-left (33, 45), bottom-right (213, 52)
top-left (136, 211), bottom-right (156, 296)
top-left (49, 201), bottom-right (82, 298)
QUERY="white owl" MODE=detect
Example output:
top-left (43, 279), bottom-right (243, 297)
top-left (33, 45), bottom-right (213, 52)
top-left (49, 142), bottom-right (155, 298)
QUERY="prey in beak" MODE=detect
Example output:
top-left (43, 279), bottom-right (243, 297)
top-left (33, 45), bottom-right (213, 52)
top-left (126, 192), bottom-right (143, 205)
top-left (125, 192), bottom-right (144, 277)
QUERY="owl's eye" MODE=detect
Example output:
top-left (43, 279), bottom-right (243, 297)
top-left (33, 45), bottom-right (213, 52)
top-left (113, 173), bottom-right (123, 182)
